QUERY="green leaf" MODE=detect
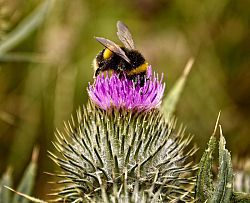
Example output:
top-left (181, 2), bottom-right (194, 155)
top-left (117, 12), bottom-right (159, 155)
top-left (12, 147), bottom-right (39, 203)
top-left (161, 58), bottom-right (194, 118)
top-left (196, 135), bottom-right (216, 202)
top-left (209, 126), bottom-right (233, 203)
top-left (0, 168), bottom-right (13, 203)
top-left (196, 112), bottom-right (220, 202)
top-left (0, 0), bottom-right (52, 55)
top-left (196, 112), bottom-right (236, 203)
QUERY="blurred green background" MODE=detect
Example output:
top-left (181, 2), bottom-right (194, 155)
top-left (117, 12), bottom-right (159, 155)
top-left (0, 0), bottom-right (249, 199)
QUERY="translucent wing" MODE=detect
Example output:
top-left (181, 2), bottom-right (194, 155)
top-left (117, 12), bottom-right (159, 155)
top-left (95, 37), bottom-right (131, 63)
top-left (116, 21), bottom-right (135, 50)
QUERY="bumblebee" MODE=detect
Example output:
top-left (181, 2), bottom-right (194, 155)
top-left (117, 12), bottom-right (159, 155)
top-left (93, 21), bottom-right (148, 84)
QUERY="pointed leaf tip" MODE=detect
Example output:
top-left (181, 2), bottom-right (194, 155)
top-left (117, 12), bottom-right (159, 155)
top-left (161, 57), bottom-right (195, 118)
top-left (212, 111), bottom-right (221, 137)
top-left (197, 123), bottom-right (234, 203)
top-left (183, 58), bottom-right (195, 76)
top-left (210, 125), bottom-right (233, 202)
top-left (31, 146), bottom-right (40, 163)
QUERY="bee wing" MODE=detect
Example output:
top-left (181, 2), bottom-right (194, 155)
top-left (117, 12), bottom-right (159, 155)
top-left (95, 37), bottom-right (131, 63)
top-left (117, 21), bottom-right (135, 50)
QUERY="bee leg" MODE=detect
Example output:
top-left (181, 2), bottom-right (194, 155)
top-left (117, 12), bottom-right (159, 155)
top-left (117, 71), bottom-right (124, 80)
top-left (95, 67), bottom-right (102, 77)
top-left (138, 74), bottom-right (148, 87)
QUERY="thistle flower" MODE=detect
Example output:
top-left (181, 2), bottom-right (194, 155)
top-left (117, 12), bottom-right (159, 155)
top-left (49, 104), bottom-right (197, 202)
top-left (88, 66), bottom-right (165, 112)
top-left (50, 29), bottom-right (197, 202)
top-left (50, 63), bottom-right (196, 202)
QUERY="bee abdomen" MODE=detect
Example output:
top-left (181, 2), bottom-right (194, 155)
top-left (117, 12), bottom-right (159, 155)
top-left (127, 62), bottom-right (148, 76)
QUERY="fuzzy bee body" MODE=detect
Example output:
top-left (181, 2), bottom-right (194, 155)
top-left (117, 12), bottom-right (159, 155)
top-left (93, 21), bottom-right (149, 84)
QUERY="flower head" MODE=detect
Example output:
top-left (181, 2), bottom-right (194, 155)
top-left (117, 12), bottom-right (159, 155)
top-left (50, 103), bottom-right (197, 202)
top-left (88, 66), bottom-right (165, 111)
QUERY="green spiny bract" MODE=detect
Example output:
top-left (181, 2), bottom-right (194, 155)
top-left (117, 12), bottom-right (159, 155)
top-left (49, 102), bottom-right (197, 202)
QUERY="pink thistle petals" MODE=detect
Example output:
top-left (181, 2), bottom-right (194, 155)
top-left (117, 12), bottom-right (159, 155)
top-left (88, 66), bottom-right (165, 112)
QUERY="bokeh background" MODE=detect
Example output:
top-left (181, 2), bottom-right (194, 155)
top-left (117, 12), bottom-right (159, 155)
top-left (0, 0), bottom-right (249, 199)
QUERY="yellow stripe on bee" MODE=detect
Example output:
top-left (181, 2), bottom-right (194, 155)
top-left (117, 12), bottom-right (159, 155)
top-left (127, 63), bottom-right (148, 75)
top-left (103, 48), bottom-right (113, 59)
